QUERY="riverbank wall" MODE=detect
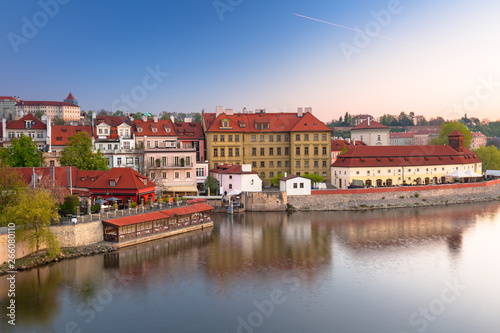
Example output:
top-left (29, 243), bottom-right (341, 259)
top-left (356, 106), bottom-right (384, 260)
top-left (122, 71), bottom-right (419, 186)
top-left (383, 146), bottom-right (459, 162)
top-left (287, 179), bottom-right (500, 211)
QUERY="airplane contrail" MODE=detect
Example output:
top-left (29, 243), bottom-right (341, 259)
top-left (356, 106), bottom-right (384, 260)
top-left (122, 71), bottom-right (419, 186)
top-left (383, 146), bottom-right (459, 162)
top-left (293, 13), bottom-right (415, 46)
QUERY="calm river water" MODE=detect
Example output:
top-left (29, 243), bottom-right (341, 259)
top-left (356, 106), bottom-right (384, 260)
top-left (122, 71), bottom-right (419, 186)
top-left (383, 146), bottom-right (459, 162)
top-left (2, 202), bottom-right (500, 333)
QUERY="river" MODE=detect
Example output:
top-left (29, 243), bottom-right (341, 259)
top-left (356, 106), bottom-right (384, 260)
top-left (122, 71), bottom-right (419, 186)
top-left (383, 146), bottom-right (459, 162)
top-left (1, 202), bottom-right (500, 333)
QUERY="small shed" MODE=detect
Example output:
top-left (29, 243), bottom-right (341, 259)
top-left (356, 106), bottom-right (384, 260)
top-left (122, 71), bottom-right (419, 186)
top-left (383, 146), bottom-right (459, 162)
top-left (279, 175), bottom-right (311, 196)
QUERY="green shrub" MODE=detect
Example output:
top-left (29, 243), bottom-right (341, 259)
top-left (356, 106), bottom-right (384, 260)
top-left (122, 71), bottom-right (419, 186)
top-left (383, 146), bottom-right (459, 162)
top-left (414, 193), bottom-right (420, 198)
top-left (130, 202), bottom-right (137, 208)
top-left (399, 196), bottom-right (405, 199)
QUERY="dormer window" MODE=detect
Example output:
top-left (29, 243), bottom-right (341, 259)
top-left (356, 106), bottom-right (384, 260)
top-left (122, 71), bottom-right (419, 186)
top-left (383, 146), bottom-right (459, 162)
top-left (152, 127), bottom-right (157, 133)
top-left (143, 179), bottom-right (147, 185)
top-left (25, 121), bottom-right (32, 129)
top-left (166, 128), bottom-right (170, 133)
top-left (110, 180), bottom-right (116, 187)
top-left (137, 127), bottom-right (143, 133)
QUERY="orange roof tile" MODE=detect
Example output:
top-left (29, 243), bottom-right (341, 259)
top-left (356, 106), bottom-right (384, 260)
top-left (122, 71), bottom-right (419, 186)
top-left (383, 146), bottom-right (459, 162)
top-left (52, 125), bottom-right (92, 145)
top-left (7, 114), bottom-right (46, 130)
top-left (87, 168), bottom-right (155, 190)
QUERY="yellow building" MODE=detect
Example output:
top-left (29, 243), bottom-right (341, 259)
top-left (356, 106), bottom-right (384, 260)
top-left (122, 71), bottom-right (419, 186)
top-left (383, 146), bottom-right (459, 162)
top-left (203, 109), bottom-right (332, 185)
top-left (331, 131), bottom-right (482, 188)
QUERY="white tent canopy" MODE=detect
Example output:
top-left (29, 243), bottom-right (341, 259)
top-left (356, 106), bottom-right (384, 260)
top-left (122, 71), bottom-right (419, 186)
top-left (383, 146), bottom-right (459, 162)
top-left (464, 170), bottom-right (482, 177)
top-left (444, 170), bottom-right (469, 178)
top-left (227, 190), bottom-right (242, 196)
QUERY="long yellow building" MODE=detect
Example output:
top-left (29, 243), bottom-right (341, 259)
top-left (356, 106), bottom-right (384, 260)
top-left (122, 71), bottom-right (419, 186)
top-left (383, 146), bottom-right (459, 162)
top-left (203, 109), bottom-right (332, 185)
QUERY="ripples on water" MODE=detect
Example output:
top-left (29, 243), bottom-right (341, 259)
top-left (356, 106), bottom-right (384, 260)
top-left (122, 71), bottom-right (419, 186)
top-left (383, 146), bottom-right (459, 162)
top-left (1, 202), bottom-right (500, 332)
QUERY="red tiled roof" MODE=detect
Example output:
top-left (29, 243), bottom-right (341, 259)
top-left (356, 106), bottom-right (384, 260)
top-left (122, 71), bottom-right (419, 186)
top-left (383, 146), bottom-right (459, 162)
top-left (331, 139), bottom-right (366, 152)
top-left (205, 112), bottom-right (330, 133)
top-left (95, 116), bottom-right (130, 127)
top-left (332, 145), bottom-right (481, 168)
top-left (87, 168), bottom-right (155, 190)
top-left (12, 166), bottom-right (79, 188)
top-left (66, 92), bottom-right (75, 100)
top-left (472, 132), bottom-right (486, 138)
top-left (279, 175), bottom-right (302, 181)
top-left (132, 118), bottom-right (176, 137)
top-left (102, 203), bottom-right (214, 227)
top-left (390, 132), bottom-right (415, 138)
top-left (210, 164), bottom-right (258, 175)
top-left (52, 125), bottom-right (92, 145)
top-left (449, 130), bottom-right (464, 137)
top-left (17, 101), bottom-right (78, 107)
top-left (174, 122), bottom-right (204, 139)
top-left (0, 96), bottom-right (17, 101)
top-left (6, 114), bottom-right (47, 130)
top-left (75, 170), bottom-right (107, 188)
top-left (351, 119), bottom-right (389, 130)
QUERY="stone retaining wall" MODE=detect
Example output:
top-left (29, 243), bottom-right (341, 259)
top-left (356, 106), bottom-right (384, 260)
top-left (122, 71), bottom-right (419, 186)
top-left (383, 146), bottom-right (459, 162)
top-left (288, 180), bottom-right (500, 211)
top-left (244, 191), bottom-right (287, 211)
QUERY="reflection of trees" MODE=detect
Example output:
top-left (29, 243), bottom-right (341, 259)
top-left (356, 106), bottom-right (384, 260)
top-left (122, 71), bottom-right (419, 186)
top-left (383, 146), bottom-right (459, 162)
top-left (0, 267), bottom-right (62, 331)
top-left (205, 212), bottom-right (332, 282)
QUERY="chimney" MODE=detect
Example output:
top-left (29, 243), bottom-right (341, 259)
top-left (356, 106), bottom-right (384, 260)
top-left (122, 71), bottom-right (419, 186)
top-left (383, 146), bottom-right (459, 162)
top-left (216, 106), bottom-right (223, 117)
top-left (153, 115), bottom-right (158, 123)
top-left (297, 107), bottom-right (304, 117)
top-left (184, 118), bottom-right (192, 122)
top-left (170, 115), bottom-right (175, 123)
top-left (368, 117), bottom-right (371, 126)
top-left (243, 107), bottom-right (247, 114)
top-left (305, 107), bottom-right (312, 114)
top-left (142, 115), bottom-right (148, 122)
top-left (225, 108), bottom-right (234, 116)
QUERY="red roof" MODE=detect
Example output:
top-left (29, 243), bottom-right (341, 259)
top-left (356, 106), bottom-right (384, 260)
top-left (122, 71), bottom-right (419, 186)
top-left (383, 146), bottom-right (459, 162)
top-left (472, 132), bottom-right (486, 138)
top-left (52, 125), bottom-right (92, 145)
top-left (66, 92), bottom-right (75, 100)
top-left (205, 112), bottom-right (330, 133)
top-left (390, 132), bottom-right (415, 138)
top-left (174, 122), bottom-right (204, 140)
top-left (210, 164), bottom-right (258, 175)
top-left (449, 130), bottom-right (464, 137)
top-left (87, 167), bottom-right (155, 190)
top-left (332, 145), bottom-right (481, 168)
top-left (17, 101), bottom-right (78, 107)
top-left (331, 139), bottom-right (366, 152)
top-left (102, 203), bottom-right (214, 227)
top-left (12, 166), bottom-right (79, 188)
top-left (132, 118), bottom-right (176, 137)
top-left (95, 116), bottom-right (130, 127)
top-left (279, 175), bottom-right (302, 181)
top-left (6, 114), bottom-right (47, 130)
top-left (351, 119), bottom-right (389, 130)
top-left (0, 96), bottom-right (17, 101)
top-left (75, 170), bottom-right (107, 188)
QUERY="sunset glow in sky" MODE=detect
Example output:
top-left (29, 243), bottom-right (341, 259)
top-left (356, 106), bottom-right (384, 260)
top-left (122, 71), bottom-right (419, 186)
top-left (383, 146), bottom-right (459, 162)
top-left (2, 0), bottom-right (500, 123)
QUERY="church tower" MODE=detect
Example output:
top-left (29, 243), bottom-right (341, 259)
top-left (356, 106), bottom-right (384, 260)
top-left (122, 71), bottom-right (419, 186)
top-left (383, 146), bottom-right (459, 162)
top-left (64, 92), bottom-right (78, 106)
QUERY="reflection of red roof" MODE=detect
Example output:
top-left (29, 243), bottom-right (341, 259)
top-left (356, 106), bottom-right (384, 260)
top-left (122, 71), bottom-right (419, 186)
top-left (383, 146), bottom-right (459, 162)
top-left (331, 139), bottom-right (366, 152)
top-left (52, 125), bottom-right (92, 145)
top-left (210, 164), bottom-right (258, 175)
top-left (332, 145), bottom-right (480, 168)
top-left (102, 203), bottom-right (214, 227)
top-left (87, 168), bottom-right (155, 190)
top-left (351, 119), bottom-right (389, 130)
top-left (7, 114), bottom-right (46, 130)
top-left (205, 112), bottom-right (330, 133)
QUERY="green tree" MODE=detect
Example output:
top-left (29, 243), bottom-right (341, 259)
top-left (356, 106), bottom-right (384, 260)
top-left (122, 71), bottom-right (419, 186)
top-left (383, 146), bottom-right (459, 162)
top-left (5, 134), bottom-right (44, 167)
top-left (474, 145), bottom-right (500, 171)
top-left (430, 122), bottom-right (472, 148)
top-left (379, 114), bottom-right (395, 126)
top-left (270, 173), bottom-right (285, 187)
top-left (203, 176), bottom-right (219, 196)
top-left (59, 195), bottom-right (80, 215)
top-left (1, 188), bottom-right (60, 255)
top-left (59, 132), bottom-right (109, 170)
top-left (34, 110), bottom-right (45, 119)
top-left (112, 110), bottom-right (125, 117)
top-left (302, 173), bottom-right (324, 184)
top-left (0, 166), bottom-right (25, 216)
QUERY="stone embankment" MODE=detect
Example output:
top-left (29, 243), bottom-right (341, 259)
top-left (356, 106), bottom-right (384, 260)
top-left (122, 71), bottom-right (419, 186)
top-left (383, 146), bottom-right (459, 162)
top-left (288, 180), bottom-right (500, 211)
top-left (0, 244), bottom-right (117, 276)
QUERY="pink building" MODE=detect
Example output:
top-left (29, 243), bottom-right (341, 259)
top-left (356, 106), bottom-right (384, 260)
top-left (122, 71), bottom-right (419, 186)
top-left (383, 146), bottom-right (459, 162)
top-left (471, 132), bottom-right (487, 149)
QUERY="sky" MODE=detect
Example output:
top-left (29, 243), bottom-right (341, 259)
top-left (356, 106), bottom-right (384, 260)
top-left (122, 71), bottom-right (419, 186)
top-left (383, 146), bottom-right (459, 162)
top-left (2, 0), bottom-right (500, 124)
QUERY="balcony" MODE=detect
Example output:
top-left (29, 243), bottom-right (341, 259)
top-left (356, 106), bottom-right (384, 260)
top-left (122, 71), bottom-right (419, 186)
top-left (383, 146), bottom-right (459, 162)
top-left (148, 162), bottom-right (194, 169)
top-left (97, 148), bottom-right (137, 154)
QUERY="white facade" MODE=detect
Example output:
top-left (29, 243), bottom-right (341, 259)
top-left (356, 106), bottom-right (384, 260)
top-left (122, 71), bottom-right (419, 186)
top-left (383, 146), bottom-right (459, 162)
top-left (279, 176), bottom-right (311, 196)
top-left (351, 129), bottom-right (390, 146)
top-left (211, 164), bottom-right (262, 195)
top-left (17, 102), bottom-right (80, 121)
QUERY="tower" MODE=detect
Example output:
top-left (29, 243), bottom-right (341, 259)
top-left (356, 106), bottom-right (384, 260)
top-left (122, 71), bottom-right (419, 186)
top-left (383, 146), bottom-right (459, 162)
top-left (64, 92), bottom-right (78, 106)
top-left (448, 130), bottom-right (464, 152)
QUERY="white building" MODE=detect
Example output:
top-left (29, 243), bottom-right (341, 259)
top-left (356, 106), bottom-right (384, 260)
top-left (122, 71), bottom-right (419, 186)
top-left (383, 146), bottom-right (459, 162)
top-left (16, 93), bottom-right (81, 122)
top-left (279, 175), bottom-right (311, 196)
top-left (209, 164), bottom-right (262, 195)
top-left (1, 114), bottom-right (51, 151)
top-left (350, 118), bottom-right (390, 146)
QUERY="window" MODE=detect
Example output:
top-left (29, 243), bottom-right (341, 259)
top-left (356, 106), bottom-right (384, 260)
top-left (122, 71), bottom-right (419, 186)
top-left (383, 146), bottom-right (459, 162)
top-left (196, 168), bottom-right (205, 177)
top-left (304, 147), bottom-right (309, 155)
top-left (296, 160), bottom-right (300, 167)
top-left (229, 184), bottom-right (232, 189)
top-left (117, 158), bottom-right (122, 165)
top-left (174, 172), bottom-right (180, 179)
top-left (322, 134), bottom-right (327, 141)
top-left (220, 148), bottom-right (225, 157)
top-left (314, 134), bottom-right (318, 141)
top-left (252, 135), bottom-right (256, 142)
top-left (252, 148), bottom-right (256, 156)
top-left (150, 157), bottom-right (154, 166)
top-left (377, 135), bottom-right (381, 141)
top-left (295, 134), bottom-right (300, 141)
top-left (285, 161), bottom-right (289, 167)
top-left (260, 135), bottom-right (264, 142)
top-left (49, 160), bottom-right (55, 167)
top-left (360, 135), bottom-right (363, 141)
top-left (322, 161), bottom-right (327, 167)
top-left (277, 135), bottom-right (281, 142)
top-left (213, 135), bottom-right (218, 142)
top-left (261, 161), bottom-right (265, 167)
top-left (269, 135), bottom-right (274, 142)
top-left (269, 147), bottom-right (274, 156)
top-left (235, 135), bottom-right (240, 142)
top-left (213, 148), bottom-right (218, 157)
top-left (277, 161), bottom-right (282, 167)
top-left (323, 172), bottom-right (327, 177)
top-left (356, 171), bottom-right (360, 175)
top-left (186, 172), bottom-right (191, 178)
top-left (220, 135), bottom-right (225, 142)
top-left (163, 172), bottom-right (167, 179)
top-left (228, 148), bottom-right (233, 157)
top-left (285, 147), bottom-right (289, 155)
top-left (260, 148), bottom-right (265, 156)
top-left (285, 135), bottom-right (289, 142)
top-left (314, 161), bottom-right (319, 167)
top-left (277, 147), bottom-right (281, 155)
top-left (162, 156), bottom-right (167, 166)
top-left (154, 141), bottom-right (159, 148)
top-left (228, 135), bottom-right (233, 142)
top-left (304, 134), bottom-right (309, 141)
top-left (214, 163), bottom-right (218, 168)
top-left (269, 161), bottom-right (274, 167)
top-left (235, 148), bottom-right (240, 157)
top-left (296, 147), bottom-right (300, 155)
top-left (252, 162), bottom-right (257, 167)
top-left (304, 161), bottom-right (309, 167)
top-left (314, 147), bottom-right (318, 155)
top-left (293, 183), bottom-right (298, 189)
top-left (270, 172), bottom-right (274, 177)
top-left (110, 180), bottom-right (116, 187)
top-left (322, 147), bottom-right (327, 155)
top-left (300, 183), bottom-right (304, 188)
top-left (260, 172), bottom-right (265, 178)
